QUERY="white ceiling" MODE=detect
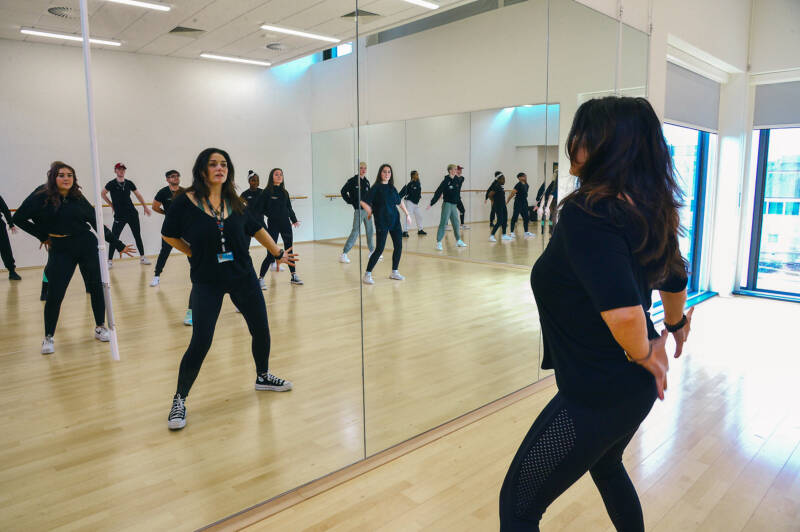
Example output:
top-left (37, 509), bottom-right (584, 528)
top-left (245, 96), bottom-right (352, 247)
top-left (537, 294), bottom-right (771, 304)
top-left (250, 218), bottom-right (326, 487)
top-left (0, 0), bottom-right (468, 65)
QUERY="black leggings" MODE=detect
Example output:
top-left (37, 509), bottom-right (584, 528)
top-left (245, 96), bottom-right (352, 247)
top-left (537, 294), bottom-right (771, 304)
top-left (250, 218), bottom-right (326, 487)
top-left (45, 233), bottom-right (105, 336)
top-left (510, 202), bottom-right (530, 233)
top-left (457, 199), bottom-right (465, 224)
top-left (154, 239), bottom-right (173, 276)
top-left (499, 387), bottom-right (656, 531)
top-left (0, 222), bottom-right (16, 271)
top-left (260, 224), bottom-right (295, 276)
top-left (367, 227), bottom-right (402, 272)
top-left (176, 274), bottom-right (270, 397)
top-left (108, 215), bottom-right (144, 259)
top-left (491, 203), bottom-right (508, 235)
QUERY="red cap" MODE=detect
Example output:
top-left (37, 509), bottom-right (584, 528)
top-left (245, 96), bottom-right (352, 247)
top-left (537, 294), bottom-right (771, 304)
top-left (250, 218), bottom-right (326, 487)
top-left (456, 165), bottom-right (464, 170)
top-left (114, 162), bottom-right (126, 170)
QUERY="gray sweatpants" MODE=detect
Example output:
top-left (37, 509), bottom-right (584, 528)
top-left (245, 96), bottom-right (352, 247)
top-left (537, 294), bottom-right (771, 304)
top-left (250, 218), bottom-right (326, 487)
top-left (343, 208), bottom-right (375, 254)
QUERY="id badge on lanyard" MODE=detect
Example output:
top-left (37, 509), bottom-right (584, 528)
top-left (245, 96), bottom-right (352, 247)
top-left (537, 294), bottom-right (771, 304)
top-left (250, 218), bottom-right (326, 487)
top-left (207, 198), bottom-right (234, 263)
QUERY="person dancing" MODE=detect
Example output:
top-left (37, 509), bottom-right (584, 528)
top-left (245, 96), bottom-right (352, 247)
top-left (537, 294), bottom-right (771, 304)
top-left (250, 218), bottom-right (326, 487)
top-left (429, 164), bottom-right (467, 251)
top-left (399, 170), bottom-right (425, 237)
top-left (255, 168), bottom-right (303, 288)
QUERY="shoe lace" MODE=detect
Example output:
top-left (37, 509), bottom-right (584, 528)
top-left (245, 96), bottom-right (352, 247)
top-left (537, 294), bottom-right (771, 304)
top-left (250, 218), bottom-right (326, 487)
top-left (169, 395), bottom-right (185, 419)
top-left (260, 372), bottom-right (284, 386)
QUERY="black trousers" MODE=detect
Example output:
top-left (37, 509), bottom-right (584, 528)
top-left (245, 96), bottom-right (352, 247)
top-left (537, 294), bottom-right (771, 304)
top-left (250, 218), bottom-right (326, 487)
top-left (490, 203), bottom-right (508, 235)
top-left (108, 214), bottom-right (144, 259)
top-left (260, 224), bottom-right (295, 276)
top-left (367, 227), bottom-right (402, 272)
top-left (45, 233), bottom-right (105, 336)
top-left (176, 274), bottom-right (270, 397)
top-left (510, 202), bottom-right (530, 233)
top-left (457, 199), bottom-right (465, 224)
top-left (154, 239), bottom-right (172, 276)
top-left (499, 387), bottom-right (656, 531)
top-left (0, 222), bottom-right (16, 271)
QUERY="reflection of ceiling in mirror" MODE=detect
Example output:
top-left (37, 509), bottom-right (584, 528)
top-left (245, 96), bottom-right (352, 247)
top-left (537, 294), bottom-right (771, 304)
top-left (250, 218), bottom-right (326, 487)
top-left (1, 0), bottom-right (474, 67)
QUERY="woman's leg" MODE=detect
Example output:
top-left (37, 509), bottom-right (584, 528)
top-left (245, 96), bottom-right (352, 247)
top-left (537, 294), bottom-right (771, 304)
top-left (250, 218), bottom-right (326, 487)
top-left (154, 239), bottom-right (173, 277)
top-left (522, 205), bottom-right (530, 233)
top-left (447, 203), bottom-right (462, 241)
top-left (261, 225), bottom-right (282, 277)
top-left (500, 204), bottom-right (509, 234)
top-left (366, 229), bottom-right (388, 272)
top-left (280, 226), bottom-right (295, 273)
top-left (412, 203), bottom-right (424, 230)
top-left (175, 282), bottom-right (225, 397)
top-left (76, 234), bottom-right (105, 327)
top-left (229, 276), bottom-right (270, 375)
top-left (490, 205), bottom-right (502, 236)
top-left (389, 227), bottom-right (402, 270)
top-left (43, 248), bottom-right (78, 336)
top-left (510, 205), bottom-right (520, 233)
top-left (342, 210), bottom-right (361, 254)
top-left (363, 211), bottom-right (375, 252)
top-left (436, 205), bottom-right (448, 242)
top-left (108, 219), bottom-right (126, 260)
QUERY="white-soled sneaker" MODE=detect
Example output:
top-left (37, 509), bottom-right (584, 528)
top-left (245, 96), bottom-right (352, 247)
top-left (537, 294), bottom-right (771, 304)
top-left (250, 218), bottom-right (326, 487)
top-left (255, 372), bottom-right (293, 392)
top-left (339, 253), bottom-right (351, 264)
top-left (167, 394), bottom-right (186, 430)
top-left (525, 231), bottom-right (535, 238)
top-left (94, 326), bottom-right (110, 342)
top-left (140, 256), bottom-right (152, 265)
top-left (363, 272), bottom-right (375, 285)
top-left (509, 232), bottom-right (516, 238)
top-left (389, 270), bottom-right (405, 281)
top-left (290, 273), bottom-right (303, 285)
top-left (150, 276), bottom-right (160, 287)
top-left (107, 260), bottom-right (113, 269)
top-left (489, 235), bottom-right (497, 242)
top-left (435, 242), bottom-right (443, 251)
top-left (456, 240), bottom-right (467, 247)
top-left (41, 335), bottom-right (54, 355)
top-left (259, 278), bottom-right (267, 290)
top-left (501, 234), bottom-right (513, 241)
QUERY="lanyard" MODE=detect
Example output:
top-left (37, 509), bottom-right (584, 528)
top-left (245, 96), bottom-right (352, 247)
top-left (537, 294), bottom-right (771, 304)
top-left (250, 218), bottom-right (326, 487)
top-left (205, 197), bottom-right (228, 253)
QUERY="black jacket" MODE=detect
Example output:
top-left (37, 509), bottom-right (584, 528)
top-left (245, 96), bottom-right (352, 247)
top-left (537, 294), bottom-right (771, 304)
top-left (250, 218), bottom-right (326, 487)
top-left (341, 175), bottom-right (371, 210)
top-left (255, 187), bottom-right (297, 227)
top-left (430, 176), bottom-right (462, 206)
top-left (399, 180), bottom-right (422, 204)
top-left (0, 195), bottom-right (13, 227)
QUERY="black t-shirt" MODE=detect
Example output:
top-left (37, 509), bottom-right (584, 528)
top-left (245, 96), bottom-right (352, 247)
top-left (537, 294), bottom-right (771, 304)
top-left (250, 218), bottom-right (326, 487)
top-left (513, 182), bottom-right (529, 204)
top-left (105, 179), bottom-right (138, 218)
top-left (486, 181), bottom-right (505, 205)
top-left (161, 193), bottom-right (264, 284)
top-left (365, 182), bottom-right (401, 231)
top-left (535, 183), bottom-right (546, 203)
top-left (154, 186), bottom-right (182, 214)
top-left (531, 197), bottom-right (687, 406)
top-left (399, 181), bottom-right (422, 204)
top-left (241, 187), bottom-right (262, 206)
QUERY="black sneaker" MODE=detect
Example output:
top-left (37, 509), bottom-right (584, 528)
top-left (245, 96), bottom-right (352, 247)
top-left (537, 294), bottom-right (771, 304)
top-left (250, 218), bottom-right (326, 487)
top-left (8, 270), bottom-right (21, 281)
top-left (167, 394), bottom-right (186, 430)
top-left (418, 229), bottom-right (427, 236)
top-left (402, 231), bottom-right (409, 238)
top-left (255, 372), bottom-right (293, 392)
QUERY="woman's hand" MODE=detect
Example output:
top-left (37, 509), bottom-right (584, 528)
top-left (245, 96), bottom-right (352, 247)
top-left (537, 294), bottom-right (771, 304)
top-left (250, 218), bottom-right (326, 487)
top-left (119, 245), bottom-right (137, 258)
top-left (292, 221), bottom-right (301, 228)
top-left (406, 214), bottom-right (412, 225)
top-left (670, 306), bottom-right (695, 358)
top-left (277, 246), bottom-right (299, 267)
top-left (635, 330), bottom-right (670, 400)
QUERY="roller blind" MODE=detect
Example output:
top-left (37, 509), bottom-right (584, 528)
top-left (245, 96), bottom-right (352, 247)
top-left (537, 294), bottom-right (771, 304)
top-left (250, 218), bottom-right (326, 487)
top-left (754, 81), bottom-right (800, 129)
top-left (664, 62), bottom-right (720, 132)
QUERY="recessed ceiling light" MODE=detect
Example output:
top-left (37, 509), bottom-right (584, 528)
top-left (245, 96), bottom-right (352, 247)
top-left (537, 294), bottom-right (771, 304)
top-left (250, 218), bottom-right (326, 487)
top-left (260, 24), bottom-right (340, 43)
top-left (20, 28), bottom-right (121, 46)
top-left (106, 0), bottom-right (171, 11)
top-left (200, 53), bottom-right (271, 66)
top-left (401, 0), bottom-right (440, 9)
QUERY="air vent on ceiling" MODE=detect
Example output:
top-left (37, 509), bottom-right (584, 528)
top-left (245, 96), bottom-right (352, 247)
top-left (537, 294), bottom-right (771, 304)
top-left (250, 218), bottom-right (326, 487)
top-left (266, 42), bottom-right (288, 51)
top-left (341, 9), bottom-right (381, 22)
top-left (169, 26), bottom-right (206, 38)
top-left (48, 7), bottom-right (77, 19)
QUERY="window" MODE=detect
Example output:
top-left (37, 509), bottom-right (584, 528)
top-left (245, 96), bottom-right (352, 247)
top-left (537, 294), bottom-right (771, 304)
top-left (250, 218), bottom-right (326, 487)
top-left (322, 42), bottom-right (353, 61)
top-left (744, 127), bottom-right (800, 296)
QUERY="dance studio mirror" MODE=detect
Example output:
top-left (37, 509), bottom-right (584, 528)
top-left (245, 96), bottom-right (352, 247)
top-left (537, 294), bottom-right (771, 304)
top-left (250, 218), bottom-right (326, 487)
top-left (1, 0), bottom-right (649, 527)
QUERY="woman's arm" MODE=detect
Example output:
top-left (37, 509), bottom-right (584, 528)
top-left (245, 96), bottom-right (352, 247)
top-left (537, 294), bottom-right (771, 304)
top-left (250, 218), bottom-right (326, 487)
top-left (359, 200), bottom-right (373, 217)
top-left (162, 236), bottom-right (191, 256)
top-left (506, 189), bottom-right (517, 205)
top-left (253, 228), bottom-right (298, 265)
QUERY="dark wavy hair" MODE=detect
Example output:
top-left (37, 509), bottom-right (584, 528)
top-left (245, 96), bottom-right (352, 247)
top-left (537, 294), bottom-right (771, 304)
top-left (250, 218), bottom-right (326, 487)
top-left (374, 163), bottom-right (394, 188)
top-left (189, 147), bottom-right (244, 214)
top-left (564, 96), bottom-right (686, 286)
top-left (265, 168), bottom-right (286, 195)
top-left (42, 161), bottom-right (82, 207)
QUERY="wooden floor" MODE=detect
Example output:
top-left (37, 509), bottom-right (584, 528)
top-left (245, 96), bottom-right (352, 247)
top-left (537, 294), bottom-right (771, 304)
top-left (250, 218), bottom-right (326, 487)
top-left (0, 241), bottom-right (543, 530)
top-left (246, 295), bottom-right (800, 531)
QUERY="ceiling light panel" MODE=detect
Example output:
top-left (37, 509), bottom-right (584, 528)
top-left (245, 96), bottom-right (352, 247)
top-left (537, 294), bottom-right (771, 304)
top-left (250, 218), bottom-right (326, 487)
top-left (401, 0), bottom-right (440, 9)
top-left (106, 0), bottom-right (171, 11)
top-left (200, 53), bottom-right (271, 66)
top-left (20, 28), bottom-right (121, 46)
top-left (260, 24), bottom-right (340, 43)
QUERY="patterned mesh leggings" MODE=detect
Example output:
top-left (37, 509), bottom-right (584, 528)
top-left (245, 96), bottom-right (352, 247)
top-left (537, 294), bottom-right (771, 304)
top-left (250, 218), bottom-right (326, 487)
top-left (499, 388), bottom-right (656, 531)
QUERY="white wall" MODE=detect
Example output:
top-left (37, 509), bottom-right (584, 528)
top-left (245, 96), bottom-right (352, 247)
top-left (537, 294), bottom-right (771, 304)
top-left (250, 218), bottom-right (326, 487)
top-left (749, 0), bottom-right (800, 75)
top-left (0, 39), bottom-right (313, 269)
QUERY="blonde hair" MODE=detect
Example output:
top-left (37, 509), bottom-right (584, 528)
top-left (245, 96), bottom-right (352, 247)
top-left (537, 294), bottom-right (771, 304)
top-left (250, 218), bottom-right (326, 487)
top-left (359, 161), bottom-right (367, 168)
top-left (447, 164), bottom-right (457, 172)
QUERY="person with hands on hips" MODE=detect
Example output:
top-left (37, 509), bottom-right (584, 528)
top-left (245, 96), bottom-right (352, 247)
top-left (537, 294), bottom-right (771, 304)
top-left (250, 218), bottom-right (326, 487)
top-left (101, 162), bottom-right (152, 267)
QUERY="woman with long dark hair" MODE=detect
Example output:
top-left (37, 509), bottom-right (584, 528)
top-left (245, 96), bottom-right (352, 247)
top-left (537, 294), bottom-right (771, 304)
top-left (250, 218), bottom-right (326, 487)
top-left (360, 163), bottom-right (411, 285)
top-left (499, 97), bottom-right (694, 531)
top-left (160, 148), bottom-right (298, 430)
top-left (12, 161), bottom-right (135, 354)
top-left (255, 168), bottom-right (303, 288)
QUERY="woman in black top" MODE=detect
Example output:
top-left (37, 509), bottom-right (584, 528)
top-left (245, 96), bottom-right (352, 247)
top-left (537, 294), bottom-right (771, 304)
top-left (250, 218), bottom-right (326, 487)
top-left (255, 168), bottom-right (303, 287)
top-left (360, 163), bottom-right (411, 285)
top-left (0, 194), bottom-right (21, 280)
top-left (13, 161), bottom-right (135, 355)
top-left (240, 170), bottom-right (262, 205)
top-left (161, 148), bottom-right (297, 430)
top-left (499, 97), bottom-right (694, 531)
top-left (506, 172), bottom-right (534, 238)
top-left (399, 170), bottom-right (425, 237)
top-left (486, 171), bottom-right (511, 241)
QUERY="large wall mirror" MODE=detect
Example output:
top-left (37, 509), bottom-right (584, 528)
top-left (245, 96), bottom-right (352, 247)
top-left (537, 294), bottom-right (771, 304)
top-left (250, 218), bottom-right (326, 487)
top-left (0, 0), bottom-right (649, 527)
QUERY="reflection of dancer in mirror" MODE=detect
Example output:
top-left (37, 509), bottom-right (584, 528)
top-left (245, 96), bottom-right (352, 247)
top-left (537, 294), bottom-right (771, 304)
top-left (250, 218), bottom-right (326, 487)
top-left (543, 173), bottom-right (559, 235)
top-left (486, 171), bottom-right (511, 241)
top-left (161, 148), bottom-right (297, 431)
top-left (399, 170), bottom-right (426, 237)
top-left (340, 162), bottom-right (375, 264)
top-left (507, 172), bottom-right (535, 238)
top-left (360, 163), bottom-right (411, 284)
top-left (499, 97), bottom-right (692, 530)
top-left (102, 162), bottom-right (151, 268)
top-left (0, 194), bottom-right (21, 280)
top-left (429, 164), bottom-right (467, 250)
top-left (533, 179), bottom-right (546, 231)
top-left (150, 170), bottom-right (184, 287)
top-left (256, 168), bottom-right (303, 288)
top-left (12, 161), bottom-right (135, 354)
top-left (240, 170), bottom-right (262, 206)
top-left (455, 165), bottom-right (470, 230)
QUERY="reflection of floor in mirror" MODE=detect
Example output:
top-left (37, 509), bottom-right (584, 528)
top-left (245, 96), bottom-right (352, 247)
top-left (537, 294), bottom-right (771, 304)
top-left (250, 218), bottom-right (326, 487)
top-left (0, 241), bottom-right (542, 529)
top-left (246, 296), bottom-right (800, 531)
top-left (326, 220), bottom-right (554, 267)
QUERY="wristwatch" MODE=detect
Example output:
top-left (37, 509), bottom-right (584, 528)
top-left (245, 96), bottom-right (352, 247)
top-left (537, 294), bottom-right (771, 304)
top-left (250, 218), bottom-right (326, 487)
top-left (664, 314), bottom-right (688, 333)
top-left (275, 249), bottom-right (285, 261)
